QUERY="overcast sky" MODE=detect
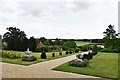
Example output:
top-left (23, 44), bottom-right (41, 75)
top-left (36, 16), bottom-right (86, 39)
top-left (0, 0), bottom-right (119, 39)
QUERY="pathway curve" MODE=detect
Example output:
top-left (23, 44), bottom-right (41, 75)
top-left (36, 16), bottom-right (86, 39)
top-left (2, 53), bottom-right (109, 79)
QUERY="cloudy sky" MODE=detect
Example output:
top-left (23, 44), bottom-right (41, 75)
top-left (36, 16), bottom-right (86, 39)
top-left (0, 0), bottom-right (119, 39)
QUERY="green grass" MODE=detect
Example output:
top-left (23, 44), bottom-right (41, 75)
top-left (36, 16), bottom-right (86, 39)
top-left (53, 52), bottom-right (118, 79)
top-left (75, 41), bottom-right (95, 46)
top-left (1, 50), bottom-right (73, 66)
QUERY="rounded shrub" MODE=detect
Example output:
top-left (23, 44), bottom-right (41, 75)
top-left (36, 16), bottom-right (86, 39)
top-left (40, 52), bottom-right (47, 59)
top-left (22, 55), bottom-right (37, 62)
top-left (69, 59), bottom-right (89, 67)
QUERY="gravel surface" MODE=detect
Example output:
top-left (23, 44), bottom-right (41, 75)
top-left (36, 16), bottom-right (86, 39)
top-left (1, 53), bottom-right (109, 79)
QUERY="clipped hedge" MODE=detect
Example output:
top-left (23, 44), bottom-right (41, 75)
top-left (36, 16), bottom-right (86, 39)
top-left (69, 59), bottom-right (89, 67)
top-left (22, 55), bottom-right (37, 62)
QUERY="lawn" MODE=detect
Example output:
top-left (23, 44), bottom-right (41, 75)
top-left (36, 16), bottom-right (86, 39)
top-left (1, 50), bottom-right (73, 66)
top-left (75, 41), bottom-right (95, 46)
top-left (53, 52), bottom-right (118, 79)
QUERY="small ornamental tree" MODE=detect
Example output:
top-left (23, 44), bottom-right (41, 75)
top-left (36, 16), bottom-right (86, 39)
top-left (41, 51), bottom-right (47, 59)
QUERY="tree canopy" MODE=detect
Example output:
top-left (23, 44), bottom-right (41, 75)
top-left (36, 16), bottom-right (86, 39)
top-left (63, 40), bottom-right (77, 50)
top-left (3, 27), bottom-right (28, 51)
top-left (103, 24), bottom-right (118, 39)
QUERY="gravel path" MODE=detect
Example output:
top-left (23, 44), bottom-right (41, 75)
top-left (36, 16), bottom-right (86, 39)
top-left (1, 54), bottom-right (109, 79)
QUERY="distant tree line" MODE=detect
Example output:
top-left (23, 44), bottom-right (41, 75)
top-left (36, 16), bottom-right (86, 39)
top-left (2, 27), bottom-right (77, 52)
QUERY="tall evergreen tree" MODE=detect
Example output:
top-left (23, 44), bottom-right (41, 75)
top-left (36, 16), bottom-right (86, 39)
top-left (28, 36), bottom-right (36, 51)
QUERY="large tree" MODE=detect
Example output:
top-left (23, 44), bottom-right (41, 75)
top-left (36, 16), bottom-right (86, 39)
top-left (103, 24), bottom-right (118, 39)
top-left (28, 36), bottom-right (36, 51)
top-left (3, 27), bottom-right (28, 51)
top-left (103, 24), bottom-right (118, 49)
top-left (63, 40), bottom-right (77, 50)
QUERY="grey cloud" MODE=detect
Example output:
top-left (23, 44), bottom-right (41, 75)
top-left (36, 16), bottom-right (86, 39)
top-left (17, 2), bottom-right (43, 17)
top-left (17, 1), bottom-right (92, 18)
top-left (74, 1), bottom-right (90, 11)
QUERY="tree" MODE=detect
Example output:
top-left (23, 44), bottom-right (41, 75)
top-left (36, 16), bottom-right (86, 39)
top-left (103, 24), bottom-right (117, 39)
top-left (103, 24), bottom-right (119, 51)
top-left (28, 36), bottom-right (36, 52)
top-left (39, 37), bottom-right (47, 43)
top-left (63, 40), bottom-right (77, 50)
top-left (3, 27), bottom-right (28, 51)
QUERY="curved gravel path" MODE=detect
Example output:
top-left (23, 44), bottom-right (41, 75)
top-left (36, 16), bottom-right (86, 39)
top-left (1, 54), bottom-right (109, 79)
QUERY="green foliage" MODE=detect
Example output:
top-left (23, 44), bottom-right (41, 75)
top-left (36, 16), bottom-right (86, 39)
top-left (103, 24), bottom-right (120, 53)
top-left (80, 45), bottom-right (89, 51)
top-left (100, 48), bottom-right (111, 52)
top-left (69, 59), bottom-right (89, 67)
top-left (63, 41), bottom-right (77, 50)
top-left (59, 52), bottom-right (62, 56)
top-left (69, 51), bottom-right (72, 54)
top-left (65, 51), bottom-right (69, 54)
top-left (1, 51), bottom-right (21, 59)
top-left (36, 46), bottom-right (49, 52)
top-left (22, 55), bottom-right (37, 62)
top-left (92, 44), bottom-right (98, 56)
top-left (39, 37), bottom-right (47, 44)
top-left (75, 48), bottom-right (80, 53)
top-left (52, 53), bottom-right (55, 57)
top-left (102, 38), bottom-right (120, 53)
top-left (103, 24), bottom-right (117, 39)
top-left (40, 52), bottom-right (47, 59)
top-left (3, 27), bottom-right (28, 51)
top-left (83, 53), bottom-right (93, 60)
top-left (28, 36), bottom-right (36, 52)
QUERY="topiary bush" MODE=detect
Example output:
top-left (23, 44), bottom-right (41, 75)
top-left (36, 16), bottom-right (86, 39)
top-left (52, 53), bottom-right (55, 57)
top-left (65, 51), bottom-right (69, 54)
top-left (69, 59), bottom-right (89, 67)
top-left (40, 52), bottom-right (47, 59)
top-left (22, 55), bottom-right (37, 62)
top-left (59, 52), bottom-right (62, 56)
top-left (69, 51), bottom-right (72, 54)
